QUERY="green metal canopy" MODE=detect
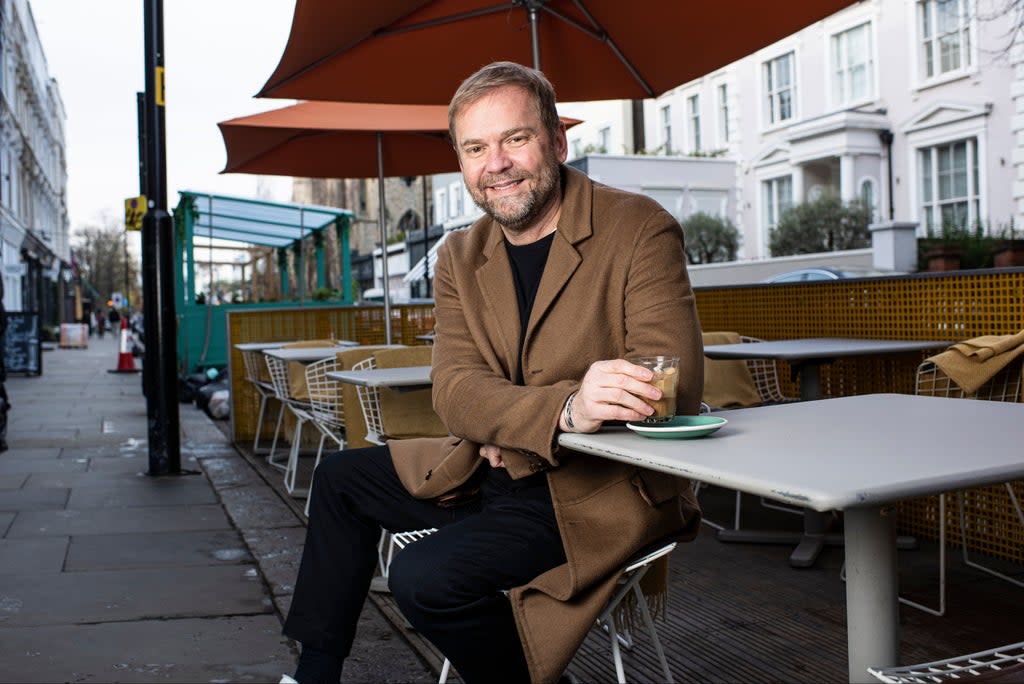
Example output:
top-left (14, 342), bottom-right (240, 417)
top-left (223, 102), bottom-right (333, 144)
top-left (172, 190), bottom-right (356, 373)
top-left (178, 190), bottom-right (352, 248)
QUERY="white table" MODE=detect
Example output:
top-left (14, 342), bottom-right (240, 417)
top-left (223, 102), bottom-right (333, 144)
top-left (328, 365), bottom-right (432, 392)
top-left (703, 337), bottom-right (948, 565)
top-left (235, 340), bottom-right (359, 353)
top-left (264, 346), bottom-right (344, 363)
top-left (559, 393), bottom-right (1024, 682)
top-left (702, 337), bottom-right (948, 401)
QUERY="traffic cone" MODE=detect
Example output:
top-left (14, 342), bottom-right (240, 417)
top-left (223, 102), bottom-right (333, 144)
top-left (109, 316), bottom-right (140, 373)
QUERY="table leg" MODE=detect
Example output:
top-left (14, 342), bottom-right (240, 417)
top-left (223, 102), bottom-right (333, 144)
top-left (843, 506), bottom-right (899, 683)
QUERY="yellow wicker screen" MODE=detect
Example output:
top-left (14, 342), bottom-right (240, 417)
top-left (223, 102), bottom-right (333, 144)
top-left (695, 268), bottom-right (1024, 563)
top-left (226, 304), bottom-right (434, 446)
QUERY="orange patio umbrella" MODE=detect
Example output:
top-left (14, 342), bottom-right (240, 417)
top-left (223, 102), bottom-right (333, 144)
top-left (217, 100), bottom-right (580, 342)
top-left (258, 0), bottom-right (858, 104)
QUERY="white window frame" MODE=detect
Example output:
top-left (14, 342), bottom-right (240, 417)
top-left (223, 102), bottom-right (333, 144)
top-left (858, 176), bottom-right (878, 221)
top-left (716, 82), bottom-right (731, 147)
top-left (659, 106), bottom-right (673, 155)
top-left (910, 0), bottom-right (976, 90)
top-left (686, 94), bottom-right (701, 154)
top-left (828, 20), bottom-right (876, 109)
top-left (904, 107), bottom-right (988, 235)
top-left (917, 138), bottom-right (980, 234)
top-left (761, 174), bottom-right (794, 255)
top-left (434, 188), bottom-right (448, 223)
top-left (761, 49), bottom-right (799, 130)
top-left (448, 181), bottom-right (463, 218)
top-left (597, 126), bottom-right (611, 154)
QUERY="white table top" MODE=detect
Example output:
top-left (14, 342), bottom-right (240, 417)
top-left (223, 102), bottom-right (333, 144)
top-left (234, 341), bottom-right (292, 352)
top-left (328, 365), bottom-right (433, 389)
top-left (264, 346), bottom-right (343, 363)
top-left (702, 337), bottom-right (948, 361)
top-left (235, 340), bottom-right (358, 352)
top-left (559, 393), bottom-right (1024, 512)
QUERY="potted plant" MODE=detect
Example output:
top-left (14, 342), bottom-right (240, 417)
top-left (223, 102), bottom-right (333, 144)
top-left (992, 223), bottom-right (1024, 268)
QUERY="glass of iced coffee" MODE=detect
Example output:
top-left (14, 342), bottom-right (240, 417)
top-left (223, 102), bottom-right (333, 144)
top-left (635, 356), bottom-right (680, 423)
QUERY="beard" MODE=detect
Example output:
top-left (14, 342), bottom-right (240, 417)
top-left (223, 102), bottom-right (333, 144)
top-left (469, 154), bottom-right (561, 233)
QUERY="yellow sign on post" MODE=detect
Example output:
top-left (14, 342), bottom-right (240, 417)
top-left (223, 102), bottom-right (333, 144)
top-left (125, 195), bottom-right (147, 231)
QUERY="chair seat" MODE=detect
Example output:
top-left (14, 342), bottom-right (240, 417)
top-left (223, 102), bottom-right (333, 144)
top-left (868, 640), bottom-right (1024, 682)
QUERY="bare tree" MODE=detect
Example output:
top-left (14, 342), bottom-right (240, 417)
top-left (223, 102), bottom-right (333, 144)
top-left (71, 212), bottom-right (138, 309)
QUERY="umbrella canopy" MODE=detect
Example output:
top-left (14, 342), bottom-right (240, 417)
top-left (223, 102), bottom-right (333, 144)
top-left (258, 0), bottom-right (858, 104)
top-left (218, 101), bottom-right (459, 178)
top-left (217, 99), bottom-right (580, 343)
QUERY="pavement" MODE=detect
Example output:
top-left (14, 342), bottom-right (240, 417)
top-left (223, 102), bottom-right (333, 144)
top-left (0, 333), bottom-right (434, 683)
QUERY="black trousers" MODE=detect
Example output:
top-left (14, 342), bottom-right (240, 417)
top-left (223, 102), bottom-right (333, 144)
top-left (284, 446), bottom-right (567, 684)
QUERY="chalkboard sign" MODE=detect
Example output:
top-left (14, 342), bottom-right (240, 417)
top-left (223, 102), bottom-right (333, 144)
top-left (4, 312), bottom-right (42, 375)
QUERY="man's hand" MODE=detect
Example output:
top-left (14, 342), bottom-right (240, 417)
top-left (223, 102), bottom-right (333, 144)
top-left (562, 359), bottom-right (660, 433)
top-left (479, 443), bottom-right (505, 468)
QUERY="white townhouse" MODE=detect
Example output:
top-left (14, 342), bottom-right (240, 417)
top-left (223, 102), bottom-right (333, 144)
top-left (559, 0), bottom-right (1022, 262)
top-left (0, 0), bottom-right (70, 317)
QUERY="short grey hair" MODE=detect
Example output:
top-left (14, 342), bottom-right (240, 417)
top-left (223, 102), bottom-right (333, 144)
top-left (448, 61), bottom-right (561, 145)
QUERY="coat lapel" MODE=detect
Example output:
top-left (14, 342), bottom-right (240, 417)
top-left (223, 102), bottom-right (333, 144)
top-left (475, 225), bottom-right (520, 377)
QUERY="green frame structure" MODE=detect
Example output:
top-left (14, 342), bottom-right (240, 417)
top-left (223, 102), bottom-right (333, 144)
top-left (172, 191), bottom-right (354, 372)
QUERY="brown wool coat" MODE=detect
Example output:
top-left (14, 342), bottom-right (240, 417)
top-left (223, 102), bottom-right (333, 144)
top-left (389, 165), bottom-right (704, 683)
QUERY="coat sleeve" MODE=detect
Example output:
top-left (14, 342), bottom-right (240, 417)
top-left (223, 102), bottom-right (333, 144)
top-left (430, 207), bottom-right (703, 462)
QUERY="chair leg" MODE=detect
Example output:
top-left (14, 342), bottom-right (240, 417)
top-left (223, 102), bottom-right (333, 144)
top-left (267, 402), bottom-right (287, 471)
top-left (284, 417), bottom-right (309, 497)
top-left (438, 658), bottom-right (451, 684)
top-left (898, 493), bottom-right (946, 617)
top-left (252, 394), bottom-right (269, 453)
top-left (632, 584), bottom-right (673, 684)
top-left (378, 529), bottom-right (390, 577)
top-left (958, 486), bottom-right (1024, 589)
top-left (606, 612), bottom-right (627, 684)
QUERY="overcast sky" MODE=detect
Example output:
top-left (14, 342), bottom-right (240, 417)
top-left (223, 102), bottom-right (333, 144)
top-left (30, 0), bottom-right (297, 233)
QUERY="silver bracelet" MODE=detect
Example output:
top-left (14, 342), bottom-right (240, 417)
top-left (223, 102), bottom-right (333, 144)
top-left (564, 392), bottom-right (578, 432)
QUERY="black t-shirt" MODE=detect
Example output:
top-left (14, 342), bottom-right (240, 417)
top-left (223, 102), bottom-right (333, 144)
top-left (504, 232), bottom-right (555, 386)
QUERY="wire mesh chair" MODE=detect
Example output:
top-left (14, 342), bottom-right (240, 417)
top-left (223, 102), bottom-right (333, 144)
top-left (439, 542), bottom-right (679, 684)
top-left (264, 354), bottom-right (315, 497)
top-left (350, 356), bottom-right (438, 579)
top-left (242, 349), bottom-right (286, 465)
top-left (302, 356), bottom-right (347, 517)
top-left (898, 357), bottom-right (1024, 617)
top-left (867, 640), bottom-right (1024, 682)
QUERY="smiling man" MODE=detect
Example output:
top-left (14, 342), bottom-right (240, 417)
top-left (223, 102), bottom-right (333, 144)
top-left (282, 62), bottom-right (704, 684)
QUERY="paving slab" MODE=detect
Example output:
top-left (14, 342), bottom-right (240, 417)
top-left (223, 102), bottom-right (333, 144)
top-left (217, 484), bottom-right (301, 530)
top-left (241, 526), bottom-right (306, 596)
top-left (0, 512), bottom-right (12, 536)
top-left (0, 565), bottom-right (271, 626)
top-left (66, 529), bottom-right (252, 571)
top-left (196, 455), bottom-right (266, 489)
top-left (0, 449), bottom-right (60, 460)
top-left (0, 488), bottom-right (68, 512)
top-left (0, 537), bottom-right (69, 573)
top-left (24, 469), bottom-right (165, 489)
top-left (0, 458), bottom-right (88, 474)
top-left (0, 473), bottom-right (28, 489)
top-left (66, 477), bottom-right (216, 508)
top-left (0, 615), bottom-right (293, 683)
top-left (6, 504), bottom-right (232, 538)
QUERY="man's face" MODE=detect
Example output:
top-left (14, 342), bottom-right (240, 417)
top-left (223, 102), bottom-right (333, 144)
top-left (453, 85), bottom-right (567, 233)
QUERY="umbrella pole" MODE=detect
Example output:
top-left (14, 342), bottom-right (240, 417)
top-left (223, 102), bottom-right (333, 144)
top-left (528, 2), bottom-right (541, 69)
top-left (377, 132), bottom-right (392, 345)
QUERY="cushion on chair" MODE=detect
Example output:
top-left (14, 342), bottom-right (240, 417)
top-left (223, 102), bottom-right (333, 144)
top-left (334, 346), bottom-right (403, 448)
top-left (373, 347), bottom-right (447, 440)
top-left (283, 341), bottom-right (339, 400)
top-left (701, 331), bottom-right (763, 409)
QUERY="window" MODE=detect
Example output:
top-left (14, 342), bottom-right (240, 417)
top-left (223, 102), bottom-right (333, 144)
top-left (763, 175), bottom-right (793, 232)
top-left (571, 139), bottom-right (583, 159)
top-left (448, 181), bottom-right (463, 217)
top-left (434, 188), bottom-right (448, 223)
top-left (919, 138), bottom-right (979, 233)
top-left (597, 127), bottom-right (610, 154)
top-left (860, 178), bottom-right (877, 220)
top-left (687, 95), bottom-right (701, 153)
top-left (717, 84), bottom-right (730, 145)
top-left (0, 150), bottom-right (10, 208)
top-left (918, 0), bottom-right (972, 80)
top-left (659, 106), bottom-right (672, 154)
top-left (763, 52), bottom-right (795, 125)
top-left (832, 22), bottom-right (874, 105)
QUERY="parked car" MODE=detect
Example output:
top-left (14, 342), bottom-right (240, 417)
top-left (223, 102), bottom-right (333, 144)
top-left (762, 267), bottom-right (899, 284)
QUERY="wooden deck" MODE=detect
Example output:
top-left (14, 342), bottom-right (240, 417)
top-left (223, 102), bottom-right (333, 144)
top-left (250, 445), bottom-right (1024, 683)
